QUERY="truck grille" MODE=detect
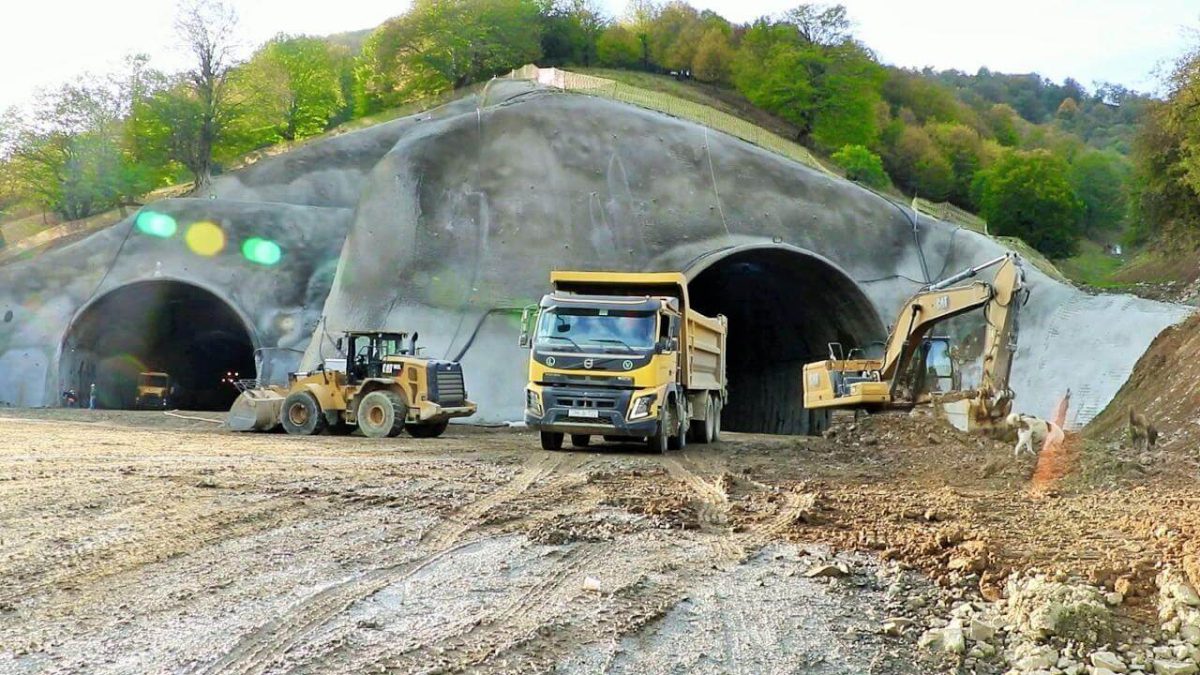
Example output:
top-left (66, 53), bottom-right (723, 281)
top-left (430, 363), bottom-right (466, 405)
top-left (554, 397), bottom-right (617, 409)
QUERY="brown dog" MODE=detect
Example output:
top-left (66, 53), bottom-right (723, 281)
top-left (1128, 407), bottom-right (1158, 450)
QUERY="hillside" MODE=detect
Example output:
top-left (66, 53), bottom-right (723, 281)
top-left (0, 0), bottom-right (1167, 289)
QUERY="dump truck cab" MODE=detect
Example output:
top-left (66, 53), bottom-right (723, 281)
top-left (135, 372), bottom-right (171, 409)
top-left (522, 271), bottom-right (727, 452)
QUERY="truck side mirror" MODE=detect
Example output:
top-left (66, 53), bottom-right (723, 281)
top-left (518, 305), bottom-right (537, 348)
top-left (655, 337), bottom-right (678, 353)
top-left (335, 337), bottom-right (343, 352)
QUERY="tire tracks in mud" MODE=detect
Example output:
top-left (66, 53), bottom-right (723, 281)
top-left (203, 451), bottom-right (582, 675)
top-left (0, 497), bottom-right (318, 609)
top-left (664, 452), bottom-right (816, 564)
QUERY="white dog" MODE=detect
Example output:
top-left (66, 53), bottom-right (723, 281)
top-left (1006, 413), bottom-right (1052, 457)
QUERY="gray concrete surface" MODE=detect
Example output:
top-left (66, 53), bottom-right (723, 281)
top-left (0, 80), bottom-right (1188, 426)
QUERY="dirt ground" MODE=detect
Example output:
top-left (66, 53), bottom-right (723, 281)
top-left (1, 407), bottom-right (1197, 674)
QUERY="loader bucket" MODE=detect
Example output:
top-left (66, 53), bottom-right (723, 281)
top-left (227, 387), bottom-right (286, 432)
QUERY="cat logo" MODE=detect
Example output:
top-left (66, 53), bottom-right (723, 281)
top-left (935, 294), bottom-right (950, 311)
top-left (583, 358), bottom-right (594, 369)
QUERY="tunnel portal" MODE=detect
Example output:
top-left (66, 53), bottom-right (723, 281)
top-left (60, 281), bottom-right (256, 410)
top-left (687, 246), bottom-right (884, 435)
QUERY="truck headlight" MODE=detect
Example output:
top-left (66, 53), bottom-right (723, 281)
top-left (629, 393), bottom-right (656, 420)
top-left (526, 389), bottom-right (543, 417)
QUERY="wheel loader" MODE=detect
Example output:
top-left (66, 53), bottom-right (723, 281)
top-left (228, 331), bottom-right (476, 438)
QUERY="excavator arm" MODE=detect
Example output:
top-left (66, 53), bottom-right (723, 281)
top-left (803, 253), bottom-right (1026, 421)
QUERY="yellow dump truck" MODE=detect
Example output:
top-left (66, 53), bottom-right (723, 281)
top-left (135, 372), bottom-right (171, 409)
top-left (521, 271), bottom-right (727, 452)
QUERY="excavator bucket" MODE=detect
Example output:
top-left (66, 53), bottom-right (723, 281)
top-left (227, 387), bottom-right (287, 432)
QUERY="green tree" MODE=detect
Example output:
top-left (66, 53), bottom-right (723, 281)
top-left (8, 75), bottom-right (156, 220)
top-left (648, 2), bottom-right (703, 71)
top-left (232, 35), bottom-right (346, 143)
top-left (540, 0), bottom-right (607, 67)
top-left (976, 150), bottom-right (1083, 257)
top-left (357, 0), bottom-right (543, 109)
top-left (831, 144), bottom-right (889, 188)
top-left (1068, 150), bottom-right (1129, 236)
top-left (597, 25), bottom-right (642, 68)
top-left (692, 27), bottom-right (734, 83)
top-left (784, 3), bottom-right (851, 45)
top-left (927, 122), bottom-right (984, 207)
top-left (809, 42), bottom-right (886, 150)
top-left (884, 125), bottom-right (954, 201)
top-left (984, 103), bottom-right (1021, 147)
top-left (732, 14), bottom-right (883, 150)
top-left (172, 0), bottom-right (242, 191)
top-left (623, 0), bottom-right (661, 69)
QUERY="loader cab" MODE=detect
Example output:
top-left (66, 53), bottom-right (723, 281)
top-left (339, 331), bottom-right (416, 382)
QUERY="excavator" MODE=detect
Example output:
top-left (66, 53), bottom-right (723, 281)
top-left (803, 252), bottom-right (1028, 432)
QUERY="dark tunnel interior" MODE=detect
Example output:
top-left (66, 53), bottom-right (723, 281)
top-left (688, 248), bottom-right (884, 435)
top-left (60, 281), bottom-right (256, 410)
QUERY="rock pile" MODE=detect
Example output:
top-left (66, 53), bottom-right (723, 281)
top-left (912, 569), bottom-right (1200, 675)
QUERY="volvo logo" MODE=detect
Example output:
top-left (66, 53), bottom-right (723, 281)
top-left (623, 360), bottom-right (634, 370)
top-left (546, 356), bottom-right (556, 367)
top-left (583, 358), bottom-right (594, 369)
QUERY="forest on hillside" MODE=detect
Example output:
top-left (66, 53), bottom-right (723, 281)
top-left (0, 0), bottom-right (1193, 260)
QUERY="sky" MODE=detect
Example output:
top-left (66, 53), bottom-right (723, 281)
top-left (0, 0), bottom-right (1195, 111)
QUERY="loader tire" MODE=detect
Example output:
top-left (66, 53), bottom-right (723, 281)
top-left (282, 392), bottom-right (326, 436)
top-left (357, 391), bottom-right (407, 438)
top-left (406, 420), bottom-right (448, 438)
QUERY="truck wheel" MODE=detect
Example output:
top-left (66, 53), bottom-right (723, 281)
top-left (668, 425), bottom-right (687, 450)
top-left (711, 396), bottom-right (722, 443)
top-left (646, 430), bottom-right (668, 454)
top-left (406, 421), bottom-right (448, 438)
top-left (570, 434), bottom-right (590, 448)
top-left (540, 431), bottom-right (564, 451)
top-left (357, 391), bottom-right (407, 438)
top-left (282, 391), bottom-right (326, 436)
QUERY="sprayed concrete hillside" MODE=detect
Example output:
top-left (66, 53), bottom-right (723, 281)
top-left (0, 79), bottom-right (1189, 429)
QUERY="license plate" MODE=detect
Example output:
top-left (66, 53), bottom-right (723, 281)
top-left (570, 408), bottom-right (599, 419)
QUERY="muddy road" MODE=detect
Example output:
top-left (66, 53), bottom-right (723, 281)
top-left (0, 409), bottom-right (1196, 674)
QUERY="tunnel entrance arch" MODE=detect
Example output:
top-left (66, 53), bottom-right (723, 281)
top-left (685, 244), bottom-right (884, 435)
top-left (59, 280), bottom-right (257, 410)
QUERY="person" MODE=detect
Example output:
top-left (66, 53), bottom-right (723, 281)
top-left (88, 383), bottom-right (97, 410)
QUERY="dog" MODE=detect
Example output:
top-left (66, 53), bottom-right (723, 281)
top-left (1128, 407), bottom-right (1159, 451)
top-left (1006, 413), bottom-right (1052, 457)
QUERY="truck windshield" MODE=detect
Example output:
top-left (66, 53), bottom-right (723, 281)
top-left (139, 374), bottom-right (168, 387)
top-left (535, 309), bottom-right (656, 352)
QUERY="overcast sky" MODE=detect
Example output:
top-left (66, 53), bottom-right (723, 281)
top-left (1, 0), bottom-right (1195, 111)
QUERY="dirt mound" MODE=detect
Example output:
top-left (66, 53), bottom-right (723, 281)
top-left (1087, 311), bottom-right (1200, 460)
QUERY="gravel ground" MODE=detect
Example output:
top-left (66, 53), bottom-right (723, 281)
top-left (0, 408), bottom-right (1194, 673)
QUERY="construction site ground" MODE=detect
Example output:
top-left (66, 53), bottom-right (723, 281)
top-left (1, 406), bottom-right (1198, 674)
